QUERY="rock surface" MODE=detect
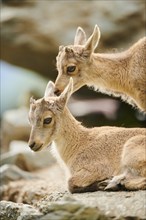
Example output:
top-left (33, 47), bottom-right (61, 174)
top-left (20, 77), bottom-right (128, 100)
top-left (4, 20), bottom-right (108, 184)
top-left (1, 107), bottom-right (31, 151)
top-left (0, 141), bottom-right (55, 171)
top-left (0, 164), bottom-right (39, 186)
top-left (0, 200), bottom-right (42, 220)
top-left (1, 1), bottom-right (146, 129)
top-left (0, 198), bottom-right (111, 220)
top-left (0, 61), bottom-right (47, 115)
top-left (1, 0), bottom-right (145, 78)
top-left (0, 163), bottom-right (146, 219)
top-left (0, 1), bottom-right (146, 219)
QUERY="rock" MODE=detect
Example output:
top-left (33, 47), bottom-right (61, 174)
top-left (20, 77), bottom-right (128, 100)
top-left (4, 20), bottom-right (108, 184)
top-left (0, 197), bottom-right (110, 220)
top-left (0, 162), bottom-right (145, 219)
top-left (0, 61), bottom-right (47, 115)
top-left (1, 1), bottom-right (145, 129)
top-left (0, 141), bottom-right (56, 171)
top-left (0, 200), bottom-right (43, 220)
top-left (73, 191), bottom-right (146, 219)
top-left (0, 164), bottom-right (38, 186)
top-left (38, 197), bottom-right (110, 220)
top-left (1, 1), bottom-right (145, 78)
top-left (1, 107), bottom-right (31, 151)
top-left (69, 98), bottom-right (119, 119)
top-left (0, 164), bottom-right (66, 204)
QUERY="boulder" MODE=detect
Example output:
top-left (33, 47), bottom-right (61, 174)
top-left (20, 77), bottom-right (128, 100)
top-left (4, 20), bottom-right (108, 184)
top-left (0, 200), bottom-right (42, 220)
top-left (1, 0), bottom-right (145, 78)
top-left (0, 141), bottom-right (56, 171)
top-left (0, 164), bottom-right (39, 186)
top-left (0, 162), bottom-right (145, 219)
top-left (1, 1), bottom-right (146, 128)
top-left (1, 107), bottom-right (31, 152)
top-left (0, 61), bottom-right (47, 115)
top-left (0, 198), bottom-right (110, 220)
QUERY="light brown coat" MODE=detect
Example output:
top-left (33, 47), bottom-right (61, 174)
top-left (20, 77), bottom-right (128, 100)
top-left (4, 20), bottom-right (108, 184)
top-left (55, 25), bottom-right (146, 112)
top-left (28, 79), bottom-right (146, 193)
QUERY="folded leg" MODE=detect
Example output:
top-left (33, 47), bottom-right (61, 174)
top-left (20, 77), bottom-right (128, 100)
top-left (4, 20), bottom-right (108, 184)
top-left (105, 135), bottom-right (146, 191)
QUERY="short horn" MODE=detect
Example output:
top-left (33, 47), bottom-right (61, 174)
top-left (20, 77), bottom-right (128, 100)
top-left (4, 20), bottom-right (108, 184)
top-left (65, 47), bottom-right (74, 54)
top-left (30, 96), bottom-right (35, 104)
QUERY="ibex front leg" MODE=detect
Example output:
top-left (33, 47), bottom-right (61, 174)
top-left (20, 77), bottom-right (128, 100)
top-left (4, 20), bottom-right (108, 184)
top-left (68, 169), bottom-right (108, 193)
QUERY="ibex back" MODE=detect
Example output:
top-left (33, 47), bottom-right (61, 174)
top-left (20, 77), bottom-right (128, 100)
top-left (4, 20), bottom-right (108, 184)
top-left (55, 25), bottom-right (146, 112)
top-left (28, 78), bottom-right (146, 193)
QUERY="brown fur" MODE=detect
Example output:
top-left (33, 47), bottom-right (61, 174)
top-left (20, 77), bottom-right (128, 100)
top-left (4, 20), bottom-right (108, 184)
top-left (55, 25), bottom-right (146, 112)
top-left (28, 79), bottom-right (146, 193)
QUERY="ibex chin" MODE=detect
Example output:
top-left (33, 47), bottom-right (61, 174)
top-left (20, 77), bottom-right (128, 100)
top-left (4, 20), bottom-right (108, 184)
top-left (55, 25), bottom-right (146, 112)
top-left (28, 78), bottom-right (146, 193)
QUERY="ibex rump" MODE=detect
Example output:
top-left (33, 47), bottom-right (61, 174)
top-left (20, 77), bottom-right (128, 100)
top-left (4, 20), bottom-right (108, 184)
top-left (55, 25), bottom-right (146, 112)
top-left (28, 79), bottom-right (146, 193)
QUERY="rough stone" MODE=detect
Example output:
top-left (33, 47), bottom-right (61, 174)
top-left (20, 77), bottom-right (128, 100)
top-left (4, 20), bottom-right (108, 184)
top-left (0, 141), bottom-right (56, 171)
top-left (1, 107), bottom-right (31, 152)
top-left (0, 200), bottom-right (43, 220)
top-left (73, 191), bottom-right (146, 219)
top-left (38, 197), bottom-right (110, 220)
top-left (1, 1), bottom-right (145, 78)
top-left (1, 61), bottom-right (48, 115)
top-left (0, 198), bottom-right (112, 220)
top-left (0, 164), bottom-right (38, 186)
top-left (0, 164), bottom-right (145, 219)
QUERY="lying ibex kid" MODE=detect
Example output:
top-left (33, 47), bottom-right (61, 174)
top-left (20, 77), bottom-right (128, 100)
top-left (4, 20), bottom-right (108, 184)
top-left (28, 78), bottom-right (146, 193)
top-left (55, 25), bottom-right (146, 112)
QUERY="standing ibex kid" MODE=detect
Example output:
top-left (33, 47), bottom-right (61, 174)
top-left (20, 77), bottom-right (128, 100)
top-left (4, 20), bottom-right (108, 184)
top-left (28, 78), bottom-right (146, 193)
top-left (55, 25), bottom-right (146, 112)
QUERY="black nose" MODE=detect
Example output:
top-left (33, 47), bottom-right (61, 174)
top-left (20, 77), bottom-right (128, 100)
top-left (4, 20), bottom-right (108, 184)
top-left (54, 89), bottom-right (61, 96)
top-left (29, 142), bottom-right (36, 149)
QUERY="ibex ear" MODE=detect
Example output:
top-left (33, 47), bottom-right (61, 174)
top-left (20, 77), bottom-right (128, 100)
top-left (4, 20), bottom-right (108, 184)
top-left (57, 78), bottom-right (73, 110)
top-left (74, 27), bottom-right (86, 45)
top-left (84, 25), bottom-right (100, 54)
top-left (44, 81), bottom-right (55, 98)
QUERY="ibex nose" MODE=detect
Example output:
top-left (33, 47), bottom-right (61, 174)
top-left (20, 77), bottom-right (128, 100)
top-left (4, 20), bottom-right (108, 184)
top-left (54, 88), bottom-right (61, 96)
top-left (29, 142), bottom-right (36, 150)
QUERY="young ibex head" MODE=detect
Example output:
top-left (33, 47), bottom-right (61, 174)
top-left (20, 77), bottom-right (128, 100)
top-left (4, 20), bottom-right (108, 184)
top-left (28, 78), bottom-right (73, 151)
top-left (55, 25), bottom-right (100, 95)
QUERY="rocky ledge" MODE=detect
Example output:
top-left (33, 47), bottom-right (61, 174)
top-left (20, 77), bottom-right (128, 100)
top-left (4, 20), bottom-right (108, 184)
top-left (0, 161), bottom-right (145, 220)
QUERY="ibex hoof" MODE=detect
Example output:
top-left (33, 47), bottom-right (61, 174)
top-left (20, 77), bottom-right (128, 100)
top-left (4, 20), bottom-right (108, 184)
top-left (105, 182), bottom-right (121, 191)
top-left (97, 179), bottom-right (110, 190)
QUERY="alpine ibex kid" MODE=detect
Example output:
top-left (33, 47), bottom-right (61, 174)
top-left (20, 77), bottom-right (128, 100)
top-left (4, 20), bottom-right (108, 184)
top-left (28, 78), bottom-right (146, 193)
top-left (55, 25), bottom-right (146, 112)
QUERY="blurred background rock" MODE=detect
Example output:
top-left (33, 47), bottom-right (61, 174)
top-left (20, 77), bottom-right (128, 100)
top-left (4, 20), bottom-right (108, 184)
top-left (1, 0), bottom-right (146, 153)
top-left (0, 1), bottom-right (146, 218)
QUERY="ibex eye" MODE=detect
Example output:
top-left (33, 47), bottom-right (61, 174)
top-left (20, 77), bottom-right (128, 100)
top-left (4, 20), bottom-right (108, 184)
top-left (43, 117), bottom-right (52, 124)
top-left (67, 66), bottom-right (76, 73)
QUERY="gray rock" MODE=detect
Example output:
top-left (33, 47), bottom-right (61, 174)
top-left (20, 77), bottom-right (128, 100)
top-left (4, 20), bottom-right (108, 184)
top-left (0, 197), bottom-right (110, 220)
top-left (0, 161), bottom-right (145, 219)
top-left (0, 61), bottom-right (47, 115)
top-left (39, 197), bottom-right (109, 220)
top-left (0, 164), bottom-right (38, 186)
top-left (0, 200), bottom-right (43, 220)
top-left (1, 107), bottom-right (31, 151)
top-left (1, 1), bottom-right (145, 78)
top-left (73, 191), bottom-right (146, 219)
top-left (0, 141), bottom-right (56, 171)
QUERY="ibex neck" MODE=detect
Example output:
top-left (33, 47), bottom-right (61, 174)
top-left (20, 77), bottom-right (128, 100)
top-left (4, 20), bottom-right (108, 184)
top-left (88, 52), bottom-right (132, 95)
top-left (54, 107), bottom-right (86, 164)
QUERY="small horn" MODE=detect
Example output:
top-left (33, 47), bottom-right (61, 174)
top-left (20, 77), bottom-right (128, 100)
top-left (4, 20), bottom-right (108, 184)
top-left (59, 45), bottom-right (64, 51)
top-left (30, 96), bottom-right (35, 104)
top-left (41, 98), bottom-right (46, 104)
top-left (65, 47), bottom-right (74, 54)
